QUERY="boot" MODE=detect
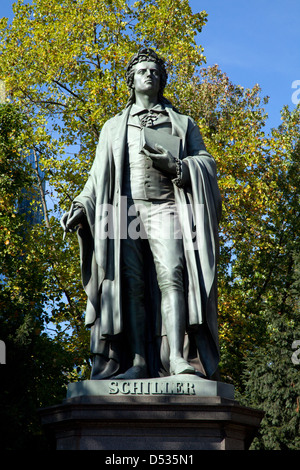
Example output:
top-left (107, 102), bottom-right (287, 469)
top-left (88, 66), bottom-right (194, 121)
top-left (161, 289), bottom-right (195, 375)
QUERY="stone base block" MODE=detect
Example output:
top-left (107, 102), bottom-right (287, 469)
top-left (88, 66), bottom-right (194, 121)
top-left (39, 378), bottom-right (263, 451)
top-left (67, 375), bottom-right (235, 399)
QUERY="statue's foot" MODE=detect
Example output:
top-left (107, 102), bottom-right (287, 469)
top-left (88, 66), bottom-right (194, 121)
top-left (170, 358), bottom-right (195, 375)
top-left (91, 359), bottom-right (119, 380)
top-left (113, 365), bottom-right (148, 379)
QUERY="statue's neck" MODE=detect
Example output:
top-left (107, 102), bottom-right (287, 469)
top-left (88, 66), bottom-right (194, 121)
top-left (134, 93), bottom-right (159, 110)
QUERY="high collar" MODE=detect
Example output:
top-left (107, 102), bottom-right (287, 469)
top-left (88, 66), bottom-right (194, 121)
top-left (130, 103), bottom-right (167, 116)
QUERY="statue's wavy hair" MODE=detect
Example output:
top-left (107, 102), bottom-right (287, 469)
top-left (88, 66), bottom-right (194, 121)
top-left (125, 47), bottom-right (170, 108)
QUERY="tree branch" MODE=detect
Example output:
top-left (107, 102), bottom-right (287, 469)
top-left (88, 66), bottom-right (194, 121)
top-left (32, 146), bottom-right (53, 238)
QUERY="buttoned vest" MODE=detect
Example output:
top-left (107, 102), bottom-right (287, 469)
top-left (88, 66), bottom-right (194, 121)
top-left (122, 106), bottom-right (175, 200)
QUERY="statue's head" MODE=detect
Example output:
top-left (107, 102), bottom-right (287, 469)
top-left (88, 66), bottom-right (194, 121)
top-left (125, 47), bottom-right (168, 105)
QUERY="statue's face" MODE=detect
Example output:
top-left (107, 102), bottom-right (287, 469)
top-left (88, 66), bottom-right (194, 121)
top-left (132, 60), bottom-right (160, 98)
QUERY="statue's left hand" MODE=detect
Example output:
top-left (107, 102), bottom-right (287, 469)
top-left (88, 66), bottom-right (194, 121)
top-left (142, 145), bottom-right (176, 175)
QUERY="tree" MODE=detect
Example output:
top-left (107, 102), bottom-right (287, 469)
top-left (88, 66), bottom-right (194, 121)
top-left (240, 252), bottom-right (300, 450)
top-left (238, 135), bottom-right (300, 450)
top-left (0, 103), bottom-right (75, 449)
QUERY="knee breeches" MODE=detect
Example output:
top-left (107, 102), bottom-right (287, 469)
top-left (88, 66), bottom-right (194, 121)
top-left (121, 199), bottom-right (184, 296)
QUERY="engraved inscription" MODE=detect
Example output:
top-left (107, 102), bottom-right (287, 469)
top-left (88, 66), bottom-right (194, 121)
top-left (109, 381), bottom-right (196, 395)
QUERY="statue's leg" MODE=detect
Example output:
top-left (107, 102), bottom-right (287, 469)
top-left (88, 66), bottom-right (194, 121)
top-left (115, 218), bottom-right (149, 379)
top-left (146, 201), bottom-right (195, 376)
top-left (90, 319), bottom-right (121, 380)
top-left (160, 290), bottom-right (194, 375)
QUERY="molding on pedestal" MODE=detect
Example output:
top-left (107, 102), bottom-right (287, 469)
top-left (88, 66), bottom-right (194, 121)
top-left (39, 386), bottom-right (264, 450)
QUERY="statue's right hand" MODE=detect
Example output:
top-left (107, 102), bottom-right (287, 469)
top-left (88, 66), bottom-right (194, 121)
top-left (60, 212), bottom-right (69, 231)
top-left (60, 206), bottom-right (86, 232)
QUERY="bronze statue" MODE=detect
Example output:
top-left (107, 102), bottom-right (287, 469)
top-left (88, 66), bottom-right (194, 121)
top-left (61, 48), bottom-right (222, 380)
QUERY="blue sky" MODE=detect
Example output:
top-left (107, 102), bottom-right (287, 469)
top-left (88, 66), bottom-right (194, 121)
top-left (1, 0), bottom-right (299, 131)
top-left (190, 0), bottom-right (300, 130)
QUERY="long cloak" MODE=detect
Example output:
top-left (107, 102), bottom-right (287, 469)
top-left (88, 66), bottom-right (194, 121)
top-left (74, 104), bottom-right (222, 379)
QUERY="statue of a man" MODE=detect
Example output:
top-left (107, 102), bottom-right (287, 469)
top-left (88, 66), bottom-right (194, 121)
top-left (61, 48), bottom-right (222, 381)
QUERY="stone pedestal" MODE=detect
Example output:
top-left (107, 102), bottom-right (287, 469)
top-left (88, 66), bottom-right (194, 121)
top-left (39, 377), bottom-right (263, 451)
